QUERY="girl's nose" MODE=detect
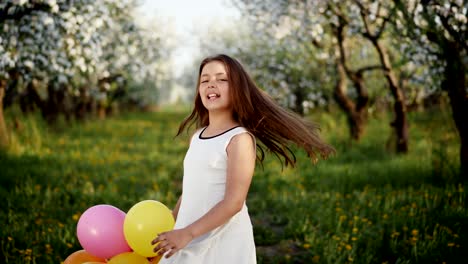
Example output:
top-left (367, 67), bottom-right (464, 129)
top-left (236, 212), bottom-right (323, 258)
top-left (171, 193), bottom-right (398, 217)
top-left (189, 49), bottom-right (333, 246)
top-left (207, 80), bottom-right (216, 87)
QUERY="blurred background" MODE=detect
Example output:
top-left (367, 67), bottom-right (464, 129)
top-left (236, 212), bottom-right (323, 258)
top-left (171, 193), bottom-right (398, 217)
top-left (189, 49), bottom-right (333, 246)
top-left (0, 0), bottom-right (467, 263)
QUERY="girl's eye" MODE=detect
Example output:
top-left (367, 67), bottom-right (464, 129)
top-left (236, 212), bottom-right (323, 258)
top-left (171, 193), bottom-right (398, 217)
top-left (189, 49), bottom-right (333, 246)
top-left (219, 79), bottom-right (227, 82)
top-left (201, 80), bottom-right (208, 83)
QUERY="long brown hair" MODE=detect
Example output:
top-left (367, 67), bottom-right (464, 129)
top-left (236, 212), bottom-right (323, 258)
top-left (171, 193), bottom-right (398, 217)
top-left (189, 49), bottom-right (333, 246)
top-left (177, 54), bottom-right (335, 167)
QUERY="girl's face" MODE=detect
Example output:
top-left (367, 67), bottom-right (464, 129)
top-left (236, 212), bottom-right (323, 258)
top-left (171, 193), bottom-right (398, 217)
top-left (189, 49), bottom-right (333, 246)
top-left (199, 61), bottom-right (231, 113)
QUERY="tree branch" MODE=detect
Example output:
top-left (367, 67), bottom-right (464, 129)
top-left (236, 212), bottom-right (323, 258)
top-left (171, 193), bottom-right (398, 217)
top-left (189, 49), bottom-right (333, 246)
top-left (437, 12), bottom-right (468, 52)
top-left (357, 65), bottom-right (383, 75)
top-left (0, 2), bottom-right (52, 23)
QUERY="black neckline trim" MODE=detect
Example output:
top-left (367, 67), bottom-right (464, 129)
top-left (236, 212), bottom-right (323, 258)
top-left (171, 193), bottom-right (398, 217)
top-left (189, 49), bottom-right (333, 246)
top-left (199, 126), bottom-right (241, 139)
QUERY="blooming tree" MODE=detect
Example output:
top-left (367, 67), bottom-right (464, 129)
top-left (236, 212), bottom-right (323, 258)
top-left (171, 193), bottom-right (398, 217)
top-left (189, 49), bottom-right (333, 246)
top-left (0, 0), bottom-right (171, 145)
top-left (393, 0), bottom-right (468, 177)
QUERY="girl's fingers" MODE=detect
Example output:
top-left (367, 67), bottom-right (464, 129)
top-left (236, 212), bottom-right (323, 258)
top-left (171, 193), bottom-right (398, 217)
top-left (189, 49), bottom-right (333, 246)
top-left (165, 246), bottom-right (178, 258)
top-left (151, 233), bottom-right (166, 245)
top-left (153, 241), bottom-right (170, 253)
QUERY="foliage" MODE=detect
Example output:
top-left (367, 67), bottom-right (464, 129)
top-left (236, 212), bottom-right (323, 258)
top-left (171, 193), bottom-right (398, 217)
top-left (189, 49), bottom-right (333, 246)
top-left (0, 0), bottom-right (172, 111)
top-left (0, 108), bottom-right (465, 263)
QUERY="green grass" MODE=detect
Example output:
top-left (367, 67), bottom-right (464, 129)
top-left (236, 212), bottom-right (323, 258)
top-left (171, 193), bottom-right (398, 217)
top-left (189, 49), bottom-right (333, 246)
top-left (0, 107), bottom-right (465, 264)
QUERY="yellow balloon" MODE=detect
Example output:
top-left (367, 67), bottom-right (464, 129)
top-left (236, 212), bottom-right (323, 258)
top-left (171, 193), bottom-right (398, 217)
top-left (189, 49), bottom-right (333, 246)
top-left (83, 262), bottom-right (106, 264)
top-left (108, 252), bottom-right (149, 264)
top-left (124, 200), bottom-right (175, 257)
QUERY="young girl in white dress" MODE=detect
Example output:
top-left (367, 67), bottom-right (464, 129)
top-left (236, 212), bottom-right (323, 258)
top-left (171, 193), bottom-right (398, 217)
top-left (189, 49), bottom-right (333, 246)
top-left (151, 54), bottom-right (334, 264)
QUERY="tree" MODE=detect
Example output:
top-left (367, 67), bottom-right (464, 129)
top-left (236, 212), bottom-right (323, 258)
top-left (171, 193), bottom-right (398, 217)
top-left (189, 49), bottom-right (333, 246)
top-left (0, 0), bottom-right (172, 145)
top-left (348, 0), bottom-right (410, 152)
top-left (326, 3), bottom-right (382, 141)
top-left (236, 0), bottom-right (411, 148)
top-left (226, 2), bottom-right (334, 115)
top-left (393, 0), bottom-right (468, 177)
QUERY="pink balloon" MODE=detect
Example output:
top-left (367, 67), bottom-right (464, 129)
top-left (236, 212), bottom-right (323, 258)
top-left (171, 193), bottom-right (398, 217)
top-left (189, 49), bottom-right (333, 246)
top-left (77, 204), bottom-right (132, 259)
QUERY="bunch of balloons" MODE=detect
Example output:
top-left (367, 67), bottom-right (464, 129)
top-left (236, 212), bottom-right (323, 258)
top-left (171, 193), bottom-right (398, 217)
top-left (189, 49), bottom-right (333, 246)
top-left (64, 200), bottom-right (175, 264)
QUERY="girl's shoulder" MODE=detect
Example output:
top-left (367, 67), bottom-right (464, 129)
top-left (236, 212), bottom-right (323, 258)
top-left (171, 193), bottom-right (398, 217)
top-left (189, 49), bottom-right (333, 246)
top-left (225, 127), bottom-right (256, 151)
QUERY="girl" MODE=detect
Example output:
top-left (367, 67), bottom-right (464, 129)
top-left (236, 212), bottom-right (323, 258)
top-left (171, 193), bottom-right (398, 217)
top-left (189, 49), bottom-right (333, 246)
top-left (151, 54), bottom-right (334, 263)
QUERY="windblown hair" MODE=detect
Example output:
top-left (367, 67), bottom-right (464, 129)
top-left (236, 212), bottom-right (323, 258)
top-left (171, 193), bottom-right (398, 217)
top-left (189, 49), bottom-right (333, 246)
top-left (177, 54), bottom-right (335, 167)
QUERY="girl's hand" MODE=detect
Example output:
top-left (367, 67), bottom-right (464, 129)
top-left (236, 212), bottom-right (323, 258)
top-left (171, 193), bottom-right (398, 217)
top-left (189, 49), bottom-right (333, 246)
top-left (151, 228), bottom-right (193, 258)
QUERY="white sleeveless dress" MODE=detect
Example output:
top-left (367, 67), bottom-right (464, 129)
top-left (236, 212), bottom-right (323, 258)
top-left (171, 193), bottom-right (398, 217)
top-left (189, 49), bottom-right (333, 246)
top-left (159, 126), bottom-right (257, 264)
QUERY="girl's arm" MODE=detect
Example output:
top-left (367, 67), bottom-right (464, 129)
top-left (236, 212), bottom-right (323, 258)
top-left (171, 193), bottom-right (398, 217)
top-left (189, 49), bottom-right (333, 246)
top-left (172, 195), bottom-right (182, 221)
top-left (152, 133), bottom-right (256, 257)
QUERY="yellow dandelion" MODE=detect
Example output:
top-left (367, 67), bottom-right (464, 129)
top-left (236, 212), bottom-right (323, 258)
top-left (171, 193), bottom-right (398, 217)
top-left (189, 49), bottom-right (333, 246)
top-left (58, 222), bottom-right (64, 228)
top-left (303, 243), bottom-right (311, 249)
top-left (7, 236), bottom-right (13, 241)
top-left (352, 228), bottom-right (358, 233)
top-left (383, 214), bottom-right (388, 219)
top-left (351, 237), bottom-right (358, 241)
top-left (353, 216), bottom-right (359, 221)
top-left (411, 203), bottom-right (417, 208)
top-left (348, 256), bottom-right (354, 262)
top-left (336, 207), bottom-right (342, 212)
top-left (345, 244), bottom-right (352, 250)
top-left (152, 183), bottom-right (160, 191)
top-left (411, 229), bottom-right (419, 236)
top-left (447, 243), bottom-right (455, 247)
top-left (66, 243), bottom-right (73, 248)
top-left (25, 249), bottom-right (32, 255)
top-left (72, 213), bottom-right (81, 221)
top-left (312, 255), bottom-right (320, 263)
top-left (403, 226), bottom-right (408, 231)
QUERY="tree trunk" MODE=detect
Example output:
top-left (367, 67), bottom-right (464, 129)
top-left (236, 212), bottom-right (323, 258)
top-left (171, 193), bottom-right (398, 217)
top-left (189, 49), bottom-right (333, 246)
top-left (333, 22), bottom-right (369, 141)
top-left (372, 39), bottom-right (409, 153)
top-left (293, 88), bottom-right (305, 116)
top-left (0, 80), bottom-right (9, 148)
top-left (98, 104), bottom-right (106, 120)
top-left (443, 41), bottom-right (468, 179)
top-left (334, 58), bottom-right (366, 141)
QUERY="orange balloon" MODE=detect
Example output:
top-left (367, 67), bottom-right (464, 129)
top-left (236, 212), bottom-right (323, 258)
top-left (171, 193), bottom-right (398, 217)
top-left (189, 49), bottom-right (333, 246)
top-left (64, 249), bottom-right (106, 264)
top-left (149, 255), bottom-right (162, 264)
top-left (83, 262), bottom-right (106, 264)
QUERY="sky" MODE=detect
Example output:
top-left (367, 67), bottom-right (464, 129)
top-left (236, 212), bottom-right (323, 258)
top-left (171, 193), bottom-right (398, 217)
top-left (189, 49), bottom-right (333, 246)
top-left (137, 0), bottom-right (241, 75)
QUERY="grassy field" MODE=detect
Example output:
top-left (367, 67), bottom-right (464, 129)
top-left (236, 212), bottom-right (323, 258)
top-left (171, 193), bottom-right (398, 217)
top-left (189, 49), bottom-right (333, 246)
top-left (0, 107), bottom-right (465, 264)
